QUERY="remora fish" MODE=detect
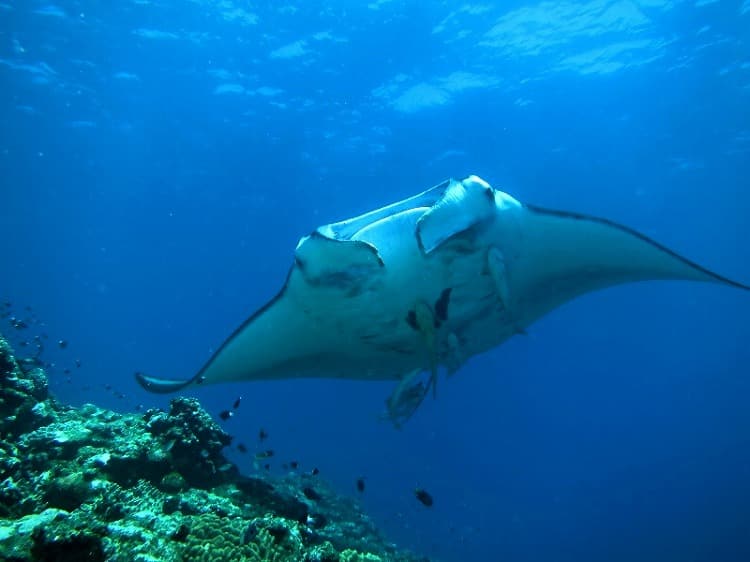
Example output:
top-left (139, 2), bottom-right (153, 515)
top-left (136, 175), bottom-right (748, 400)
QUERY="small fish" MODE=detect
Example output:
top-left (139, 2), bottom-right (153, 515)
top-left (18, 357), bottom-right (43, 368)
top-left (10, 317), bottom-right (28, 329)
top-left (233, 396), bottom-right (242, 409)
top-left (171, 524), bottom-right (189, 542)
top-left (383, 373), bottom-right (430, 429)
top-left (303, 487), bottom-right (321, 501)
top-left (310, 467), bottom-right (320, 476)
top-left (356, 477), bottom-right (365, 493)
top-left (305, 513), bottom-right (327, 528)
top-left (75, 359), bottom-right (81, 368)
top-left (289, 461), bottom-right (299, 470)
top-left (219, 410), bottom-right (233, 421)
top-left (414, 488), bottom-right (433, 507)
top-left (258, 428), bottom-right (268, 441)
top-left (263, 463), bottom-right (270, 471)
top-left (242, 523), bottom-right (258, 544)
top-left (255, 449), bottom-right (274, 459)
top-left (237, 443), bottom-right (248, 453)
top-left (58, 339), bottom-right (68, 349)
top-left (104, 384), bottom-right (112, 391)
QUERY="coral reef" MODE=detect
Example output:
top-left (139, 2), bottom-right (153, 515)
top-left (0, 335), bottom-right (429, 562)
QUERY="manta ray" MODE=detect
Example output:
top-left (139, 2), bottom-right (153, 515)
top-left (136, 175), bottom-right (747, 422)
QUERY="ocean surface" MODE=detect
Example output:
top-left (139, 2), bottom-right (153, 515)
top-left (2, 1), bottom-right (750, 560)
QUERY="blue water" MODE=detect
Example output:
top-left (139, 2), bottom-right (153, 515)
top-left (2, 1), bottom-right (750, 560)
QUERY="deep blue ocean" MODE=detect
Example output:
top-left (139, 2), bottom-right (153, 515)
top-left (2, 1), bottom-right (750, 561)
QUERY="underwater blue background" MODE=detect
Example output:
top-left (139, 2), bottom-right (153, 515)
top-left (2, 1), bottom-right (750, 560)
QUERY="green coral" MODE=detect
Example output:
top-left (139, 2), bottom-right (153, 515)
top-left (43, 470), bottom-right (92, 511)
top-left (160, 471), bottom-right (186, 493)
top-left (247, 527), bottom-right (299, 562)
top-left (0, 335), bottom-right (428, 562)
top-left (340, 550), bottom-right (384, 562)
top-left (178, 513), bottom-right (303, 562)
top-left (0, 508), bottom-right (107, 561)
top-left (143, 397), bottom-right (234, 488)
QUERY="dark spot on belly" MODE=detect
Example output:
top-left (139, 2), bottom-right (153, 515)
top-left (434, 288), bottom-right (452, 324)
top-left (405, 310), bottom-right (418, 331)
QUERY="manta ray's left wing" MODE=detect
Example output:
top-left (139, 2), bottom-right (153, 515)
top-left (493, 203), bottom-right (749, 328)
